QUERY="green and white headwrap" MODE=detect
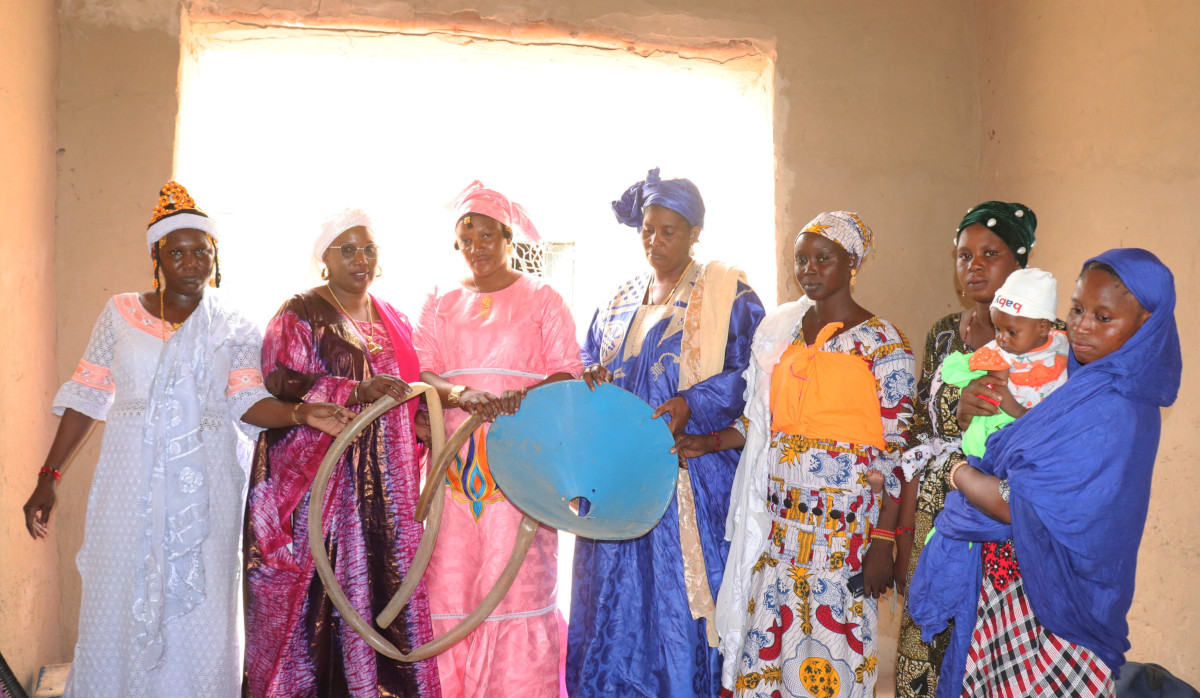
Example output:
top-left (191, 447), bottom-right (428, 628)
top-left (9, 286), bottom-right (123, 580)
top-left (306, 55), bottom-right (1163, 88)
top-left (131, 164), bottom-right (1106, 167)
top-left (956, 201), bottom-right (1038, 267)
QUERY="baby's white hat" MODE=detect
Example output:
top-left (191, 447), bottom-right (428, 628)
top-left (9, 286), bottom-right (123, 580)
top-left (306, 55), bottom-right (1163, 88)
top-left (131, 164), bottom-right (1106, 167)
top-left (991, 268), bottom-right (1057, 320)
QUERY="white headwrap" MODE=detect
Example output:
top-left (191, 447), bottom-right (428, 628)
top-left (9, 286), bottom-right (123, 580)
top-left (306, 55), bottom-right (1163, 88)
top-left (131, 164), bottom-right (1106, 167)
top-left (313, 208), bottom-right (374, 266)
top-left (145, 182), bottom-right (217, 252)
top-left (146, 213), bottom-right (217, 252)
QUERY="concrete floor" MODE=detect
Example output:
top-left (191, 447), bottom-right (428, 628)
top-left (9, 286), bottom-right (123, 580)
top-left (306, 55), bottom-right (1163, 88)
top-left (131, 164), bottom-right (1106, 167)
top-left (33, 664), bottom-right (68, 698)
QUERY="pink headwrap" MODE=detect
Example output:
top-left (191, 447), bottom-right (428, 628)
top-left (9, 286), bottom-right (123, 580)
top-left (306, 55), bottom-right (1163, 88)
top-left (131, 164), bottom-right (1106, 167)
top-left (451, 181), bottom-right (541, 242)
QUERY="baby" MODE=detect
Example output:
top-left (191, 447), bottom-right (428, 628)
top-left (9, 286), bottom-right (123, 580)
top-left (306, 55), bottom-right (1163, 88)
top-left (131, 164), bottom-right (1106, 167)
top-left (942, 268), bottom-right (1069, 457)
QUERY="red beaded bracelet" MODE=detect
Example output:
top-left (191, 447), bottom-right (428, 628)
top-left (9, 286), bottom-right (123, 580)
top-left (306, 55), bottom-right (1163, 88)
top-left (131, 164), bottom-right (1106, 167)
top-left (709, 431), bottom-right (722, 451)
top-left (870, 527), bottom-right (895, 542)
top-left (895, 526), bottom-right (915, 537)
top-left (39, 466), bottom-right (61, 482)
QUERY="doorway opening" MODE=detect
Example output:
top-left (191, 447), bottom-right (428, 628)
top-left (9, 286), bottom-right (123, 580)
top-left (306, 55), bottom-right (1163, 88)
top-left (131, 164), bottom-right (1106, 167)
top-left (176, 17), bottom-right (776, 621)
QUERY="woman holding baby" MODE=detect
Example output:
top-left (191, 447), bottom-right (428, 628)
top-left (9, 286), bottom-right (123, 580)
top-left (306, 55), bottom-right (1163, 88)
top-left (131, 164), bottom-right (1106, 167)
top-left (894, 201), bottom-right (1044, 698)
top-left (907, 249), bottom-right (1180, 696)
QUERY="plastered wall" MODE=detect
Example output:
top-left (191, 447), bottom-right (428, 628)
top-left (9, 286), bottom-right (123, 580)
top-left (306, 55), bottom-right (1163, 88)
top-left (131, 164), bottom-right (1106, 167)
top-left (977, 4), bottom-right (1200, 682)
top-left (20, 0), bottom-right (1200, 690)
top-left (52, 22), bottom-right (182, 659)
top-left (40, 0), bottom-right (1200, 690)
top-left (30, 0), bottom-right (1200, 690)
top-left (50, 0), bottom-right (984, 684)
top-left (0, 0), bottom-right (64, 689)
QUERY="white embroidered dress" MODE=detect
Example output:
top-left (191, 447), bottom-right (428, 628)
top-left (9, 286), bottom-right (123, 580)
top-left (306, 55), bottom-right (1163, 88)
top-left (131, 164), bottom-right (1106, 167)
top-left (55, 293), bottom-right (269, 697)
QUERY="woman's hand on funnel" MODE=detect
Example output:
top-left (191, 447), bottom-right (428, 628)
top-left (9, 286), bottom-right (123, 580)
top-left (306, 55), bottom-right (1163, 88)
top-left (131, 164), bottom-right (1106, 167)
top-left (496, 388), bottom-right (528, 417)
top-left (651, 395), bottom-right (691, 436)
top-left (581, 364), bottom-right (612, 390)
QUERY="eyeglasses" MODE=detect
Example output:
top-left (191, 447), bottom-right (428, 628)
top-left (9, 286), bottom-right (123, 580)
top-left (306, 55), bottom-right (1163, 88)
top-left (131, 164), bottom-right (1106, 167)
top-left (328, 243), bottom-right (381, 260)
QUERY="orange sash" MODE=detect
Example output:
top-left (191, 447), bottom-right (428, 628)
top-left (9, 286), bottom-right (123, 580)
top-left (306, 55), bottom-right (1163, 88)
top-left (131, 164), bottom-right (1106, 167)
top-left (769, 321), bottom-right (886, 449)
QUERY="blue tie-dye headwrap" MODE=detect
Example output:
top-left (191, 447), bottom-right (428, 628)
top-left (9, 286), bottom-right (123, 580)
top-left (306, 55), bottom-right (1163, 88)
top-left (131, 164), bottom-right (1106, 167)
top-left (612, 167), bottom-right (705, 229)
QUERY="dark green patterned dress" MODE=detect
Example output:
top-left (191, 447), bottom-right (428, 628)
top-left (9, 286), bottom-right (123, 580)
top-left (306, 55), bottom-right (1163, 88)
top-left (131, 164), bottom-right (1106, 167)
top-left (895, 313), bottom-right (968, 698)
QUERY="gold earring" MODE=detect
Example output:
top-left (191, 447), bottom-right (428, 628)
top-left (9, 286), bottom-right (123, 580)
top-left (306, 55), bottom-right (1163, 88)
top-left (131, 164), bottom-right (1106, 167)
top-left (850, 267), bottom-right (857, 288)
top-left (321, 267), bottom-right (329, 280)
top-left (375, 266), bottom-right (383, 278)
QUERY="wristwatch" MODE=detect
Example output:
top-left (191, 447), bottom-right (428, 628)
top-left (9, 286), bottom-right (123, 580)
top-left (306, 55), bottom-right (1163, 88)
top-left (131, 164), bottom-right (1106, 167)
top-left (446, 384), bottom-right (469, 407)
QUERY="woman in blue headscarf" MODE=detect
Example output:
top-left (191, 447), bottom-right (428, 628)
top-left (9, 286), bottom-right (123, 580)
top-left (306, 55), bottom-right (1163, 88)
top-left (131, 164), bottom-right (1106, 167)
top-left (907, 249), bottom-right (1182, 697)
top-left (567, 168), bottom-right (766, 697)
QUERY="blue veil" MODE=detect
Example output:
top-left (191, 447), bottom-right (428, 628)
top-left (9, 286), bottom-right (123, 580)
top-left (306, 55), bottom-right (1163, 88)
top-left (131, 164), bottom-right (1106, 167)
top-left (909, 248), bottom-right (1181, 688)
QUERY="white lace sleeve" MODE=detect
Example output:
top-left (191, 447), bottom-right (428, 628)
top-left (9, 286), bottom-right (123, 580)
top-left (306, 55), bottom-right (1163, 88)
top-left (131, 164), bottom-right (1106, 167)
top-left (226, 335), bottom-right (271, 437)
top-left (53, 299), bottom-right (118, 421)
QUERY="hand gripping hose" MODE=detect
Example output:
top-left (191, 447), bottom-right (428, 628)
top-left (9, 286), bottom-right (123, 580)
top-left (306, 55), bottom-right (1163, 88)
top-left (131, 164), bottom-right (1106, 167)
top-left (307, 382), bottom-right (538, 662)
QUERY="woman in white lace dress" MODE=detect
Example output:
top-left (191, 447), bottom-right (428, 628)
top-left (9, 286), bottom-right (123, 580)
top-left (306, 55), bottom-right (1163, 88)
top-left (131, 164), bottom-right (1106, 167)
top-left (21, 183), bottom-right (348, 697)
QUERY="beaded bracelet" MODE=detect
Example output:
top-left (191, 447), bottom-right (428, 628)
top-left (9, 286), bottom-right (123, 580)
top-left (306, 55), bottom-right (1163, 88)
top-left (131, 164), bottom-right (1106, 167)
top-left (870, 527), bottom-right (895, 543)
top-left (38, 466), bottom-right (61, 482)
top-left (895, 526), bottom-right (915, 537)
top-left (948, 459), bottom-right (968, 491)
top-left (710, 431), bottom-right (722, 451)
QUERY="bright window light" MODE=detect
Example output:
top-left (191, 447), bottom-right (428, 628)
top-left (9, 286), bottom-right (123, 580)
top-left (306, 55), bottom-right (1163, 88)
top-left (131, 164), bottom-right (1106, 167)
top-left (176, 24), bottom-right (777, 326)
top-left (176, 22), bottom-right (775, 623)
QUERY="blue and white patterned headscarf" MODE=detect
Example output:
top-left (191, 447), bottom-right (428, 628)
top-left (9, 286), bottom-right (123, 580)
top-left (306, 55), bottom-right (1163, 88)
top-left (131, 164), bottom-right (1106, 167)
top-left (612, 167), bottom-right (706, 229)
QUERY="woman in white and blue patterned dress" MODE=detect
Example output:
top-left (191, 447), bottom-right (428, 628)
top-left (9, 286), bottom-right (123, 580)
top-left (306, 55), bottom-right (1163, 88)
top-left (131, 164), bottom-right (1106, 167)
top-left (679, 212), bottom-right (915, 698)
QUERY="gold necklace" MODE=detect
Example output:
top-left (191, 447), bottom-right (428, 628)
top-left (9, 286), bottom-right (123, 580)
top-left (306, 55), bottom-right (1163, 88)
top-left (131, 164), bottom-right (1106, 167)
top-left (647, 259), bottom-right (694, 305)
top-left (475, 269), bottom-right (518, 320)
top-left (328, 285), bottom-right (383, 354)
top-left (158, 291), bottom-right (183, 342)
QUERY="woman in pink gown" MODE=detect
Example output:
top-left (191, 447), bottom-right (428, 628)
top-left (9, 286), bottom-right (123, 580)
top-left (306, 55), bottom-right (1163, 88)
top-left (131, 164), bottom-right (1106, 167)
top-left (414, 182), bottom-right (583, 697)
